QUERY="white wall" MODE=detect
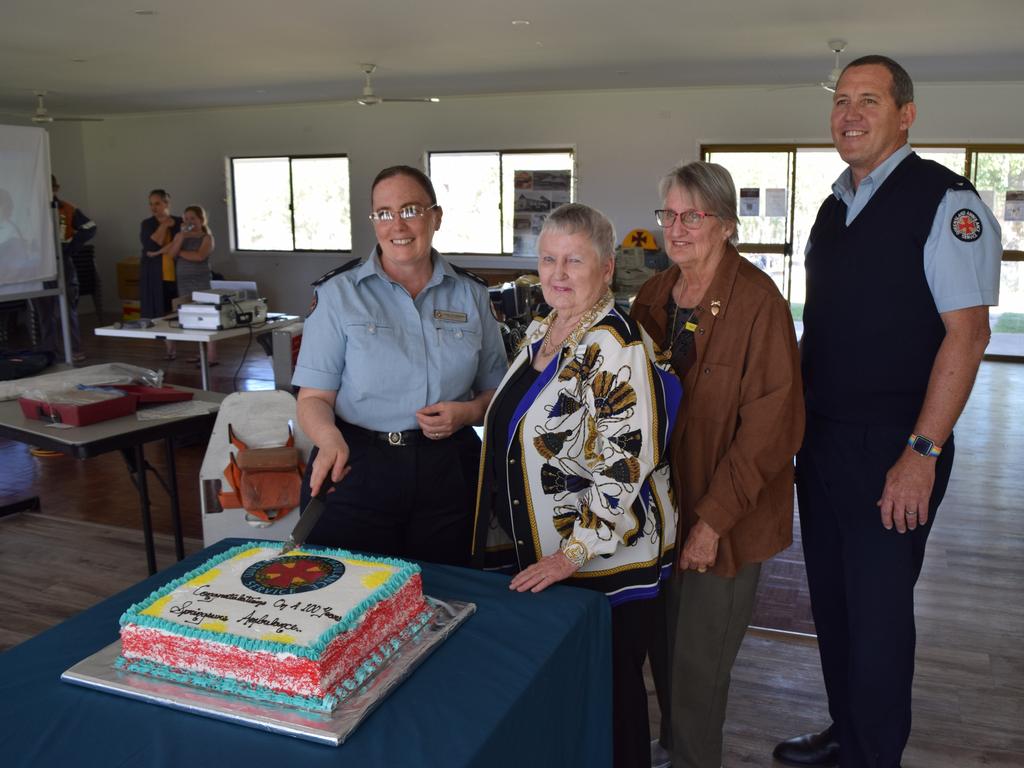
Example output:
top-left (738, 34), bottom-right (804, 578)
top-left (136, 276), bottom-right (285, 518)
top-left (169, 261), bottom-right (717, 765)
top-left (45, 81), bottom-right (1024, 315)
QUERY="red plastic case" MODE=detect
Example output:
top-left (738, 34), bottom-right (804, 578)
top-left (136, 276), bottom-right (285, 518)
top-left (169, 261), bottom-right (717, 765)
top-left (18, 392), bottom-right (138, 427)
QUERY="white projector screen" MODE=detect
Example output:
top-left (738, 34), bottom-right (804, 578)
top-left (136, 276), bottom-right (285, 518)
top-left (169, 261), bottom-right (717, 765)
top-left (0, 124), bottom-right (57, 295)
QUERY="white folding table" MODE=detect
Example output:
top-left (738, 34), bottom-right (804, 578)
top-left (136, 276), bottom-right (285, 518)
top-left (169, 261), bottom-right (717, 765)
top-left (94, 314), bottom-right (299, 389)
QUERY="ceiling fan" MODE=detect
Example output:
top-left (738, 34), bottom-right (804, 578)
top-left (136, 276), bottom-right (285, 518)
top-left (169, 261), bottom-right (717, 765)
top-left (0, 91), bottom-right (104, 123)
top-left (355, 64), bottom-right (439, 106)
top-left (820, 39), bottom-right (848, 92)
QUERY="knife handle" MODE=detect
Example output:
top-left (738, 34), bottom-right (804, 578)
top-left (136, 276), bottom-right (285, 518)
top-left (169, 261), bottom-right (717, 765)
top-left (313, 479), bottom-right (332, 502)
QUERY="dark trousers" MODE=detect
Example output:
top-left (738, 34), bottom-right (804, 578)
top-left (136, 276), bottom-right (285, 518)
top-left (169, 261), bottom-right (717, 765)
top-left (611, 597), bottom-right (657, 768)
top-left (797, 415), bottom-right (954, 768)
top-left (34, 253), bottom-right (80, 355)
top-left (649, 564), bottom-right (761, 768)
top-left (299, 425), bottom-right (481, 567)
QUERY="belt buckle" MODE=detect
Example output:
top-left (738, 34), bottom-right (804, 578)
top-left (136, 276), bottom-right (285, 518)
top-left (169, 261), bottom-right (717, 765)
top-left (386, 431), bottom-right (405, 446)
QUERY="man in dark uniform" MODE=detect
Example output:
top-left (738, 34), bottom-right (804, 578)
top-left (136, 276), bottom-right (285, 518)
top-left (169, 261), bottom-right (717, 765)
top-left (773, 56), bottom-right (1001, 768)
top-left (34, 174), bottom-right (96, 362)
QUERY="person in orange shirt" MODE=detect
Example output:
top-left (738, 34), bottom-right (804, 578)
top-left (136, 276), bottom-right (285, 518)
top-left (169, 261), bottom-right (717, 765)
top-left (35, 175), bottom-right (95, 362)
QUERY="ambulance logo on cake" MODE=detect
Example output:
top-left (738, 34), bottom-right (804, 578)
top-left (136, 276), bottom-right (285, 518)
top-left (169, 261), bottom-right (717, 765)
top-left (241, 555), bottom-right (345, 595)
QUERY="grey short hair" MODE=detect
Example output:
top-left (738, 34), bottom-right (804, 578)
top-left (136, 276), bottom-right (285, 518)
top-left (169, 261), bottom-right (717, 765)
top-left (842, 55), bottom-right (914, 107)
top-left (659, 161), bottom-right (740, 245)
top-left (540, 202), bottom-right (617, 264)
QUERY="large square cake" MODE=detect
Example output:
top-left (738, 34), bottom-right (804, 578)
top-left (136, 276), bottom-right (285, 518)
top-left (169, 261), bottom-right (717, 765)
top-left (117, 542), bottom-right (432, 712)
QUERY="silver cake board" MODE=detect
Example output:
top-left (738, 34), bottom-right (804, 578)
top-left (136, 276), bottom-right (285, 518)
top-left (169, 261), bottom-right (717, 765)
top-left (61, 597), bottom-right (475, 746)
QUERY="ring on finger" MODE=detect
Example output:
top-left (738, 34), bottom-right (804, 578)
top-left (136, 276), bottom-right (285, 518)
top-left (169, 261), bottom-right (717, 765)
top-left (697, 566), bottom-right (707, 573)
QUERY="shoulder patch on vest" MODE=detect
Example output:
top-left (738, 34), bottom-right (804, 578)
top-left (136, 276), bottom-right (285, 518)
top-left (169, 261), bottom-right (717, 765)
top-left (450, 263), bottom-right (488, 289)
top-left (950, 209), bottom-right (982, 242)
top-left (311, 257), bottom-right (360, 286)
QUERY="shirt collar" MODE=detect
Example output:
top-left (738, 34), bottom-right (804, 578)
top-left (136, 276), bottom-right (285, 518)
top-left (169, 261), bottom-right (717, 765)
top-left (832, 143), bottom-right (913, 202)
top-left (356, 245), bottom-right (450, 290)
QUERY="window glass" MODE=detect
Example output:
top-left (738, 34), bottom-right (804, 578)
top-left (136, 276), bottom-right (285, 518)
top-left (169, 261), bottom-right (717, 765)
top-left (233, 157), bottom-right (293, 251)
top-left (429, 150), bottom-right (573, 255)
top-left (291, 157), bottom-right (352, 251)
top-left (430, 153), bottom-right (501, 254)
top-left (705, 150), bottom-right (790, 246)
top-left (972, 151), bottom-right (1024, 251)
top-left (231, 155), bottom-right (351, 252)
top-left (501, 152), bottom-right (574, 254)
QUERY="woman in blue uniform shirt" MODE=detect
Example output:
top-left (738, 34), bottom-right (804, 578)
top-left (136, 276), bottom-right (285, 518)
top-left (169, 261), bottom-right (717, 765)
top-left (292, 165), bottom-right (508, 565)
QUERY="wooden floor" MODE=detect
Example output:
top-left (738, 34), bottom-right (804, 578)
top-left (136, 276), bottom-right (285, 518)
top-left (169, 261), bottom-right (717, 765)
top-left (1, 311), bottom-right (1022, 766)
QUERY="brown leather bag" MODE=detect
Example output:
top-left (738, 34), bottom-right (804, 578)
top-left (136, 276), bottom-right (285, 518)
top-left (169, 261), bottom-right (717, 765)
top-left (217, 424), bottom-right (305, 522)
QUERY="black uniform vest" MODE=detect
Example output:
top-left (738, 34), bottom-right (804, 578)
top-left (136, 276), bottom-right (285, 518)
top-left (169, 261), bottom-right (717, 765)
top-left (801, 153), bottom-right (976, 427)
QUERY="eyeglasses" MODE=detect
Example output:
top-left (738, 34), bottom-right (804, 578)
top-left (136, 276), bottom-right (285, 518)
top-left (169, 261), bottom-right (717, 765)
top-left (368, 203), bottom-right (439, 223)
top-left (654, 209), bottom-right (720, 229)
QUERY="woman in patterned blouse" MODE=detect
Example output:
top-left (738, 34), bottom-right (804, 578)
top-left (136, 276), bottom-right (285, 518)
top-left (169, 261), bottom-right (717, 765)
top-left (472, 203), bottom-right (682, 768)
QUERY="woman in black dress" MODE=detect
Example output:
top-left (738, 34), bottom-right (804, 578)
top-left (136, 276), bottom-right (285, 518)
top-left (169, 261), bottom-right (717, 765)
top-left (138, 188), bottom-right (181, 359)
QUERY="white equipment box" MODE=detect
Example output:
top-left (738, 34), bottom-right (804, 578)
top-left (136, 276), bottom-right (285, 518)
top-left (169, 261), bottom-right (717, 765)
top-left (191, 288), bottom-right (242, 305)
top-left (179, 298), bottom-right (268, 330)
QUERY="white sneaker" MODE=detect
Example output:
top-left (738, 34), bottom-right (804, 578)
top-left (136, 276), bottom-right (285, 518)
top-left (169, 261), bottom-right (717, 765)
top-left (650, 738), bottom-right (671, 768)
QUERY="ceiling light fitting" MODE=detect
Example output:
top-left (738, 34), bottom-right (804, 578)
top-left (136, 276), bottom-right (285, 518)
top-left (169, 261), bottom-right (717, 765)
top-left (821, 39), bottom-right (848, 93)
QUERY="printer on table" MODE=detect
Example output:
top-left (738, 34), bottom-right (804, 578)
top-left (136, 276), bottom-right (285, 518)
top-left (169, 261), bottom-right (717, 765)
top-left (178, 288), bottom-right (267, 331)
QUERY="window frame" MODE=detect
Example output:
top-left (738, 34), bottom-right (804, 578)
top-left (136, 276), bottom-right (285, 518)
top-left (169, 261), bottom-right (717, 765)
top-left (426, 147), bottom-right (576, 256)
top-left (228, 153), bottom-right (352, 254)
top-left (703, 142), bottom-right (1024, 362)
top-left (964, 144), bottom-right (1024, 262)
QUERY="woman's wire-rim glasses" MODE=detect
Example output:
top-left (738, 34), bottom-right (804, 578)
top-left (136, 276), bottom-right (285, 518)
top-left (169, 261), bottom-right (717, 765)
top-left (368, 203), bottom-right (439, 223)
top-left (654, 209), bottom-right (719, 229)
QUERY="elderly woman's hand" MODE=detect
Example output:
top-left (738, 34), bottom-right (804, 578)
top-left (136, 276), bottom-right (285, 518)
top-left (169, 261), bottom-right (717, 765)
top-left (678, 519), bottom-right (720, 573)
top-left (509, 551), bottom-right (580, 593)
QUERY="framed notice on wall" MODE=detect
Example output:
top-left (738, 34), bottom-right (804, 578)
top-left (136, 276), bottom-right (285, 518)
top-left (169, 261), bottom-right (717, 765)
top-left (512, 170), bottom-right (571, 256)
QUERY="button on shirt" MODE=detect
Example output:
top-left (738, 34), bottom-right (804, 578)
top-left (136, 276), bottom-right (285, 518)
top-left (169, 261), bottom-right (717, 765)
top-left (821, 143), bottom-right (1002, 313)
top-left (292, 248), bottom-right (508, 432)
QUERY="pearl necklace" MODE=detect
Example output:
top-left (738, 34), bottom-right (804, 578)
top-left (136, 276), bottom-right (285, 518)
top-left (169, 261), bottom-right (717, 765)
top-left (539, 289), bottom-right (612, 358)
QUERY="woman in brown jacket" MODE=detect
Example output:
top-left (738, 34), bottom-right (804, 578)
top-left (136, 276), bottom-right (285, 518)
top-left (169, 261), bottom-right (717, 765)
top-left (632, 161), bottom-right (804, 768)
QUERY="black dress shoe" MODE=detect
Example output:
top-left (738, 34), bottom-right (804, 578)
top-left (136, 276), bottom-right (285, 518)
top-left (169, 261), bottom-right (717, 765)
top-left (772, 726), bottom-right (839, 766)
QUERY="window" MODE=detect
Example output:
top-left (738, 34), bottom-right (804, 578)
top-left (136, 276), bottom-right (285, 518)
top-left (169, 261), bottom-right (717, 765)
top-left (230, 155), bottom-right (351, 252)
top-left (968, 147), bottom-right (1024, 359)
top-left (703, 148), bottom-right (796, 301)
top-left (705, 143), bottom-right (1024, 360)
top-left (427, 150), bottom-right (574, 255)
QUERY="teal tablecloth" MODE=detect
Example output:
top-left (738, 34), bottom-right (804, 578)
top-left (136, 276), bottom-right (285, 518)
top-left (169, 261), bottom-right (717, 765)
top-left (0, 538), bottom-right (612, 767)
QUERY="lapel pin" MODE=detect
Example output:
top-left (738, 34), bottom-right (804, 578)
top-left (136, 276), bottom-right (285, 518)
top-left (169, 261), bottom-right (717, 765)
top-left (710, 299), bottom-right (721, 317)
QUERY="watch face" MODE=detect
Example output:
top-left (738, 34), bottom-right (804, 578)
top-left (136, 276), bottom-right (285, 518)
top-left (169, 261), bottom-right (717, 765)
top-left (912, 435), bottom-right (934, 455)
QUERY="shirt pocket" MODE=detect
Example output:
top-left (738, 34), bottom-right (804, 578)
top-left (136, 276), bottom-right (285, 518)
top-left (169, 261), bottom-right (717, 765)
top-left (435, 324), bottom-right (481, 393)
top-left (435, 324), bottom-right (480, 351)
top-left (344, 320), bottom-right (395, 349)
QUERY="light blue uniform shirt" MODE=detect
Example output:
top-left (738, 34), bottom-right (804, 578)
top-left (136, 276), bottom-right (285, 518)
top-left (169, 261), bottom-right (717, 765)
top-left (292, 248), bottom-right (508, 432)
top-left (823, 143), bottom-right (1002, 313)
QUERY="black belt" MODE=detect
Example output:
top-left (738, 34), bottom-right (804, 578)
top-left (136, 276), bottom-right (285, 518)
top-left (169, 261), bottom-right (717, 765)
top-left (339, 421), bottom-right (434, 447)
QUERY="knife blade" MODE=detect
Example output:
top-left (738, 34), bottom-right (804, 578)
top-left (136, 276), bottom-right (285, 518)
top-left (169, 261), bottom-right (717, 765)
top-left (279, 482), bottom-right (331, 555)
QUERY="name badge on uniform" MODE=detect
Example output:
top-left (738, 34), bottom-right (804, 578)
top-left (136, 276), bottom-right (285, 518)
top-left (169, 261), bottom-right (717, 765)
top-left (434, 309), bottom-right (468, 323)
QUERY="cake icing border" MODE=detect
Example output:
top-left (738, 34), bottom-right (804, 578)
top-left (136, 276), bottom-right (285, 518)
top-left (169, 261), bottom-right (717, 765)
top-left (115, 606), bottom-right (435, 712)
top-left (119, 541), bottom-right (422, 660)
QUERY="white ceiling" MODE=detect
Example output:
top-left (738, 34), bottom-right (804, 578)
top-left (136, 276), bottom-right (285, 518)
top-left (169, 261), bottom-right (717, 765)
top-left (2, 0), bottom-right (1024, 119)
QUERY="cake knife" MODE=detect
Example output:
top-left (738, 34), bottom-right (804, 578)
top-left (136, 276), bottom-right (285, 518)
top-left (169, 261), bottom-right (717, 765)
top-left (279, 482), bottom-right (330, 555)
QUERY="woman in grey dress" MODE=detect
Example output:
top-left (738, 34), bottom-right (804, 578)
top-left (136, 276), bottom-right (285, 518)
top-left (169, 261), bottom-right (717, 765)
top-left (148, 204), bottom-right (218, 365)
